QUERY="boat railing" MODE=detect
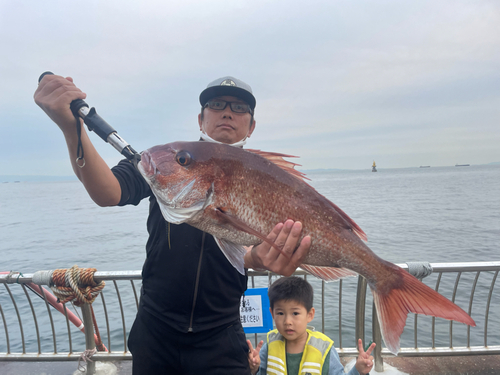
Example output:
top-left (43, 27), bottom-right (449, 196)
top-left (1, 262), bottom-right (499, 370)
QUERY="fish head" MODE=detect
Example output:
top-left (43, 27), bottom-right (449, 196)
top-left (138, 141), bottom-right (219, 223)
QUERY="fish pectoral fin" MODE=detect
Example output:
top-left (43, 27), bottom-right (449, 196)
top-left (213, 237), bottom-right (247, 275)
top-left (213, 208), bottom-right (287, 257)
top-left (300, 264), bottom-right (358, 282)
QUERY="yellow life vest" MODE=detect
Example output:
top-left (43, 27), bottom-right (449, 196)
top-left (266, 329), bottom-right (334, 375)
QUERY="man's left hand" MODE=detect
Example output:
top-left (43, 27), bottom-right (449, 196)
top-left (244, 220), bottom-right (311, 276)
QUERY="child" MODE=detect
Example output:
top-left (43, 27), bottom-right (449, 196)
top-left (247, 276), bottom-right (375, 375)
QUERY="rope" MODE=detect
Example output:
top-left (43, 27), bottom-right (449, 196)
top-left (78, 348), bottom-right (97, 372)
top-left (50, 265), bottom-right (107, 352)
top-left (406, 262), bottom-right (433, 280)
top-left (50, 265), bottom-right (105, 307)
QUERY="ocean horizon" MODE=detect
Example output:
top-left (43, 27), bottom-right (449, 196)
top-left (2, 161), bottom-right (500, 183)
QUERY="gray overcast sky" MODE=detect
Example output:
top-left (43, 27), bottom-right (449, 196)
top-left (1, 0), bottom-right (499, 174)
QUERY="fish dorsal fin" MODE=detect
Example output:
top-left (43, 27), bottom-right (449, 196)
top-left (246, 149), bottom-right (310, 182)
top-left (246, 148), bottom-right (367, 242)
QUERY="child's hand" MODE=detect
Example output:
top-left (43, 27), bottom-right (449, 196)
top-left (247, 339), bottom-right (264, 374)
top-left (355, 339), bottom-right (375, 375)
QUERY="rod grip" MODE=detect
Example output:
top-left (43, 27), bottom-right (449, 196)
top-left (38, 71), bottom-right (54, 83)
top-left (84, 108), bottom-right (117, 141)
top-left (38, 71), bottom-right (90, 117)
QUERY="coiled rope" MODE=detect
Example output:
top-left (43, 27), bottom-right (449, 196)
top-left (50, 265), bottom-right (105, 306)
top-left (50, 265), bottom-right (106, 352)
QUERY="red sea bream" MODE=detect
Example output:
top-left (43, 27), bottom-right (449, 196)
top-left (137, 141), bottom-right (475, 354)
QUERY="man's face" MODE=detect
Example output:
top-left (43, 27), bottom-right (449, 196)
top-left (198, 95), bottom-right (256, 144)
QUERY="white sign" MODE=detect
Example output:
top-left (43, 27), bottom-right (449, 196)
top-left (240, 294), bottom-right (263, 328)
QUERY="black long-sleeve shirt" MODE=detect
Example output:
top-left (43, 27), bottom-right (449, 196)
top-left (112, 159), bottom-right (248, 333)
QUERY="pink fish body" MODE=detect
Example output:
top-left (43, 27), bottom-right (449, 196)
top-left (138, 141), bottom-right (475, 354)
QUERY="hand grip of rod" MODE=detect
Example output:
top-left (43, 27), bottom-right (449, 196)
top-left (38, 71), bottom-right (89, 117)
top-left (38, 72), bottom-right (140, 164)
top-left (84, 108), bottom-right (117, 142)
top-left (38, 71), bottom-right (54, 83)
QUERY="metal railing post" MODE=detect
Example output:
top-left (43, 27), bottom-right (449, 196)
top-left (372, 302), bottom-right (383, 371)
top-left (81, 304), bottom-right (96, 374)
top-left (355, 276), bottom-right (367, 345)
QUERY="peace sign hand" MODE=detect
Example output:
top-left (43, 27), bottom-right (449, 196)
top-left (355, 338), bottom-right (376, 375)
top-left (247, 339), bottom-right (264, 375)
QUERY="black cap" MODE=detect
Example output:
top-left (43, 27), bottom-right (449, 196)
top-left (199, 76), bottom-right (256, 110)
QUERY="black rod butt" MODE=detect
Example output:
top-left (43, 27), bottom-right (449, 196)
top-left (38, 71), bottom-right (54, 83)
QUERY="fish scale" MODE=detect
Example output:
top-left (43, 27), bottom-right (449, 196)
top-left (138, 140), bottom-right (475, 354)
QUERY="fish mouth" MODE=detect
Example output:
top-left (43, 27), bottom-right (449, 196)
top-left (139, 154), bottom-right (199, 210)
top-left (138, 151), bottom-right (157, 177)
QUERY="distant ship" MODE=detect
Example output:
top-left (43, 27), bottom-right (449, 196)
top-left (420, 166), bottom-right (430, 168)
top-left (372, 161), bottom-right (377, 172)
top-left (455, 164), bottom-right (470, 167)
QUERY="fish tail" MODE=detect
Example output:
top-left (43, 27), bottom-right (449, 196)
top-left (371, 267), bottom-right (475, 354)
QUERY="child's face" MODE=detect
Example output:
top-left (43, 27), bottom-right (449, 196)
top-left (270, 299), bottom-right (315, 345)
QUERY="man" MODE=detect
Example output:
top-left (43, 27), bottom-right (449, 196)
top-left (34, 75), bottom-right (311, 374)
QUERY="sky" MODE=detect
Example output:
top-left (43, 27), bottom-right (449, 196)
top-left (1, 0), bottom-right (499, 174)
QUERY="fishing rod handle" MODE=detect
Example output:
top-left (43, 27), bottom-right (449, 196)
top-left (38, 71), bottom-right (89, 117)
top-left (38, 71), bottom-right (140, 163)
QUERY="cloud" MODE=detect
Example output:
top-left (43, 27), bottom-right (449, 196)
top-left (0, 0), bottom-right (499, 174)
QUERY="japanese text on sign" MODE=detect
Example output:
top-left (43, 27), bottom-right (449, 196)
top-left (240, 294), bottom-right (263, 328)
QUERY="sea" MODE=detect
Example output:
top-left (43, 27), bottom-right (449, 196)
top-left (1, 164), bottom-right (499, 354)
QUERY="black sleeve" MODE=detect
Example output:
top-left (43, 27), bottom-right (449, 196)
top-left (111, 159), bottom-right (151, 206)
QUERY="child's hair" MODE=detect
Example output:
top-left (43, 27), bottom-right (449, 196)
top-left (268, 276), bottom-right (314, 311)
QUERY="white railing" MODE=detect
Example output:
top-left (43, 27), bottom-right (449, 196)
top-left (1, 262), bottom-right (499, 372)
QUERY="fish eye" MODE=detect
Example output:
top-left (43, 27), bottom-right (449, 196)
top-left (176, 150), bottom-right (192, 166)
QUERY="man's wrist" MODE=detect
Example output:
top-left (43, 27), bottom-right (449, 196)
top-left (244, 247), bottom-right (266, 271)
top-left (243, 248), bottom-right (256, 269)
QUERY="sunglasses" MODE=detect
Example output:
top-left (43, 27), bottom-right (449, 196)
top-left (204, 100), bottom-right (253, 114)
